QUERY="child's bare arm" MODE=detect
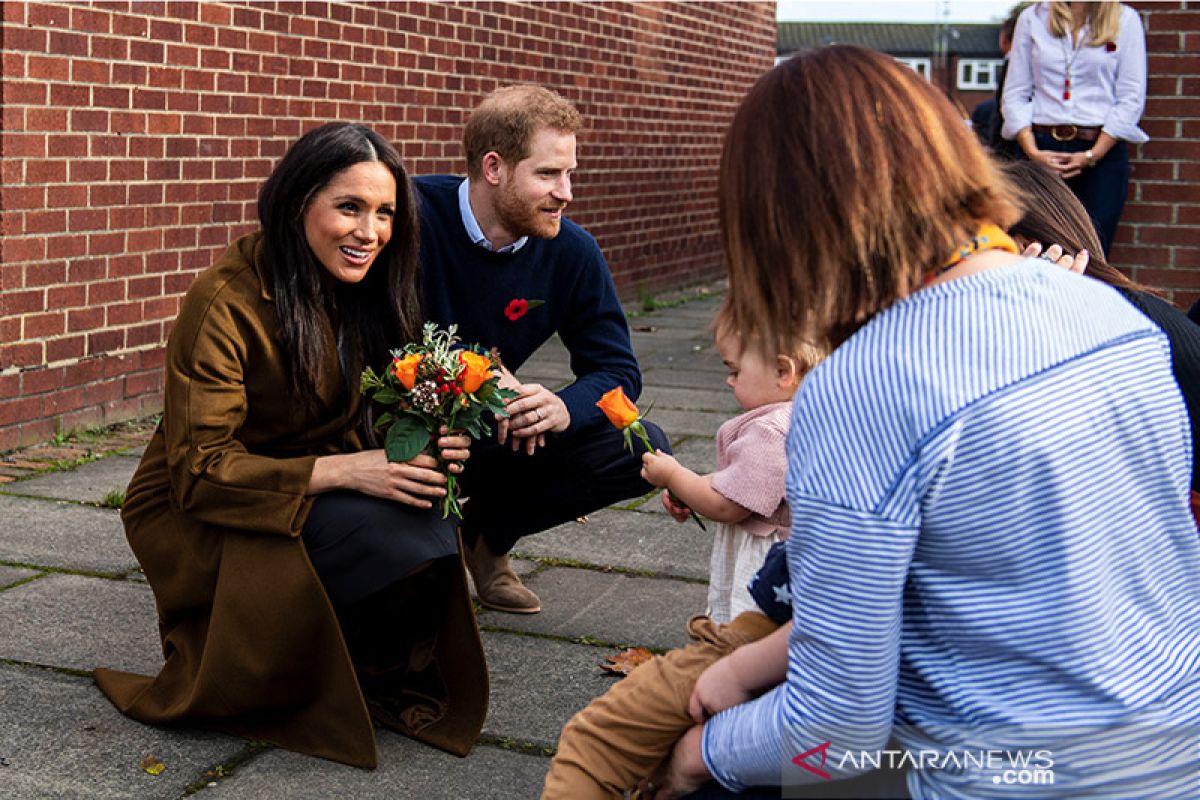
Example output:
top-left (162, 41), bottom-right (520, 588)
top-left (641, 451), bottom-right (752, 524)
top-left (688, 622), bottom-right (790, 722)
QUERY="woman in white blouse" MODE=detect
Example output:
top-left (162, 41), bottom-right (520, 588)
top-left (1002, 1), bottom-right (1147, 256)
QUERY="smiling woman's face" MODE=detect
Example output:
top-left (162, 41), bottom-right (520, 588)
top-left (303, 160), bottom-right (397, 284)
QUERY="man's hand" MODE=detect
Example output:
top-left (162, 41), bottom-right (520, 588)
top-left (498, 380), bottom-right (570, 455)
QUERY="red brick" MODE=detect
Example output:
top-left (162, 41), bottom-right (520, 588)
top-left (24, 210), bottom-right (65, 234)
top-left (71, 58), bottom-right (111, 84)
top-left (70, 109), bottom-right (108, 132)
top-left (0, 397), bottom-right (42, 428)
top-left (3, 133), bottom-right (47, 158)
top-left (47, 235), bottom-right (88, 260)
top-left (68, 307), bottom-right (106, 333)
top-left (25, 107), bottom-right (69, 132)
top-left (48, 31), bottom-right (89, 58)
top-left (67, 206), bottom-right (107, 231)
top-left (1139, 227), bottom-right (1197, 247)
top-left (45, 336), bottom-right (86, 363)
top-left (27, 55), bottom-right (70, 82)
top-left (48, 284), bottom-right (87, 309)
top-left (68, 159), bottom-right (105, 182)
top-left (88, 329), bottom-right (125, 355)
top-left (21, 365), bottom-right (67, 395)
top-left (43, 387), bottom-right (87, 416)
top-left (91, 35), bottom-right (129, 60)
top-left (87, 278), bottom-right (125, 304)
top-left (25, 260), bottom-right (67, 287)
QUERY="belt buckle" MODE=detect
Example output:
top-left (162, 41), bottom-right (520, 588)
top-left (1051, 124), bottom-right (1078, 142)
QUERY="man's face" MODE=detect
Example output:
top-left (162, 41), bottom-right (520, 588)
top-left (494, 128), bottom-right (576, 240)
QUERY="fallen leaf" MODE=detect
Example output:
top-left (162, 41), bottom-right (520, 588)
top-left (139, 755), bottom-right (165, 776)
top-left (600, 647), bottom-right (654, 676)
top-left (634, 325), bottom-right (658, 333)
top-left (575, 515), bottom-right (588, 524)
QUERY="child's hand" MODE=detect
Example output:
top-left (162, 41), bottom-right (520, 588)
top-left (661, 490), bottom-right (691, 523)
top-left (640, 450), bottom-right (680, 489)
top-left (688, 655), bottom-right (753, 723)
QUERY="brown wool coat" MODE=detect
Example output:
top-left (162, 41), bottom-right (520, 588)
top-left (93, 233), bottom-right (488, 769)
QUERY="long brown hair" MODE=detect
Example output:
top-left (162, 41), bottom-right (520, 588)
top-left (257, 123), bottom-right (422, 420)
top-left (1001, 159), bottom-right (1149, 293)
top-left (719, 46), bottom-right (1021, 357)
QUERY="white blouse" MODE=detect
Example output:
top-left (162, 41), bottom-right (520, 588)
top-left (1002, 2), bottom-right (1148, 143)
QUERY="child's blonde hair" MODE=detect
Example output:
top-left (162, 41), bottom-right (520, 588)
top-left (713, 300), bottom-right (826, 381)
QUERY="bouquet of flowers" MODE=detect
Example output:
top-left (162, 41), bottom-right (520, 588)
top-left (361, 322), bottom-right (517, 518)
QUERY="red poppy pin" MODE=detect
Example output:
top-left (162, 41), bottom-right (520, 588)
top-left (1105, 41), bottom-right (1117, 52)
top-left (504, 298), bottom-right (544, 321)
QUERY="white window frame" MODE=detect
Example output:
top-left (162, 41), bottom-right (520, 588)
top-left (895, 57), bottom-right (931, 80)
top-left (957, 59), bottom-right (1003, 90)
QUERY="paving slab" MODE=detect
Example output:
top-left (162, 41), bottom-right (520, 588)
top-left (0, 564), bottom-right (40, 589)
top-left (477, 567), bottom-right (707, 651)
top-left (645, 386), bottom-right (740, 414)
top-left (204, 735), bottom-right (549, 799)
top-left (0, 495), bottom-right (135, 574)
top-left (635, 347), bottom-right (725, 373)
top-left (4, 456), bottom-right (139, 505)
top-left (663, 434), bottom-right (719, 477)
top-left (640, 364), bottom-right (733, 391)
top-left (646, 407), bottom-right (727, 440)
top-left (0, 664), bottom-right (243, 800)
top-left (514, 508), bottom-right (712, 581)
top-left (480, 630), bottom-right (622, 748)
top-left (0, 574), bottom-right (161, 674)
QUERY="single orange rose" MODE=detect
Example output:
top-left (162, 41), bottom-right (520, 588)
top-left (596, 386), bottom-right (640, 429)
top-left (458, 350), bottom-right (493, 394)
top-left (392, 353), bottom-right (422, 390)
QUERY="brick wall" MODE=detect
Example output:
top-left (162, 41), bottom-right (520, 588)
top-left (1121, 1), bottom-right (1200, 305)
top-left (0, 1), bottom-right (776, 451)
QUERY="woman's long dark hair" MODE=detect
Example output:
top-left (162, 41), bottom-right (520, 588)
top-left (257, 123), bottom-right (421, 429)
top-left (1001, 159), bottom-right (1149, 293)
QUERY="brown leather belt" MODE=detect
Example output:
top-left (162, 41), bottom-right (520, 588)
top-left (1032, 124), bottom-right (1101, 142)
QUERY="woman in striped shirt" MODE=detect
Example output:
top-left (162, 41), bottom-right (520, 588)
top-left (645, 45), bottom-right (1200, 799)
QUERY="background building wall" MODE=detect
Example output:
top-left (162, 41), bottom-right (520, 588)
top-left (0, 0), bottom-right (776, 451)
top-left (1120, 1), bottom-right (1200, 303)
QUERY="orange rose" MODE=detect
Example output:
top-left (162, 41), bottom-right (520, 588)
top-left (458, 351), bottom-right (493, 394)
top-left (596, 386), bottom-right (640, 429)
top-left (392, 353), bottom-right (422, 390)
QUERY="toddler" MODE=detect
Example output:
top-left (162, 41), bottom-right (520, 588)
top-left (541, 310), bottom-right (822, 798)
top-left (651, 313), bottom-right (820, 623)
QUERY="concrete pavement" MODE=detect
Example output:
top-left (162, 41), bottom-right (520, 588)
top-left (0, 287), bottom-right (735, 799)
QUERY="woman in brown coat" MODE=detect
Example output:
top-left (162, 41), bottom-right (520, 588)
top-left (93, 123), bottom-right (487, 769)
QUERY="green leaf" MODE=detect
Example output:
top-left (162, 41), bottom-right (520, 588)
top-left (385, 415), bottom-right (430, 463)
top-left (373, 387), bottom-right (401, 405)
top-left (373, 411), bottom-right (396, 429)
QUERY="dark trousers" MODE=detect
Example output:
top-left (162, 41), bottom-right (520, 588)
top-left (301, 490), bottom-right (458, 612)
top-left (1035, 133), bottom-right (1130, 258)
top-left (456, 418), bottom-right (670, 555)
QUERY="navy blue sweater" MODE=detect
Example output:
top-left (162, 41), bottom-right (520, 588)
top-left (414, 175), bottom-right (642, 431)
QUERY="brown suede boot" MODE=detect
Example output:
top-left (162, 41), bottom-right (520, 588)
top-left (465, 537), bottom-right (541, 614)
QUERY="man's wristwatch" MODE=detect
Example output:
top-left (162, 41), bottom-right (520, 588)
top-left (1085, 149), bottom-right (1096, 167)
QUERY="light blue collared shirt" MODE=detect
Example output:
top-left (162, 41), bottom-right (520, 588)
top-left (457, 179), bottom-right (528, 254)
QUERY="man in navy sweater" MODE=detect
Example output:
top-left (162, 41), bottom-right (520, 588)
top-left (415, 85), bottom-right (669, 614)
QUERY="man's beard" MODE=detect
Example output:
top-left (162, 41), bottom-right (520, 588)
top-left (495, 182), bottom-right (564, 241)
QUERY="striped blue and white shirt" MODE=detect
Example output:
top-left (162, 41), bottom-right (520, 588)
top-left (702, 260), bottom-right (1200, 798)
